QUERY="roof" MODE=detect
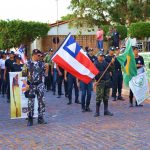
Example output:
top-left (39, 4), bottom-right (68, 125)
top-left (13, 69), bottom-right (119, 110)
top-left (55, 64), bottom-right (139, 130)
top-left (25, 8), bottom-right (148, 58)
top-left (49, 20), bottom-right (72, 27)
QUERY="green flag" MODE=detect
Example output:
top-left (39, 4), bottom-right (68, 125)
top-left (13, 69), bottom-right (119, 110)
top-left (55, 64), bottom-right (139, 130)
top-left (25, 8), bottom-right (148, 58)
top-left (117, 38), bottom-right (137, 86)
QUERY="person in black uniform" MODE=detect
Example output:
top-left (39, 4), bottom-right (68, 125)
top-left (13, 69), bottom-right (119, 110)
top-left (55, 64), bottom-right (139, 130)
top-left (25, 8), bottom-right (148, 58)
top-left (105, 46), bottom-right (115, 64)
top-left (56, 65), bottom-right (64, 98)
top-left (4, 51), bottom-right (15, 103)
top-left (64, 71), bottom-right (80, 105)
top-left (87, 48), bottom-right (97, 63)
top-left (12, 55), bottom-right (23, 72)
top-left (112, 47), bottom-right (124, 101)
top-left (129, 46), bottom-right (145, 107)
top-left (112, 27), bottom-right (120, 48)
top-left (105, 47), bottom-right (115, 100)
top-left (94, 52), bottom-right (114, 117)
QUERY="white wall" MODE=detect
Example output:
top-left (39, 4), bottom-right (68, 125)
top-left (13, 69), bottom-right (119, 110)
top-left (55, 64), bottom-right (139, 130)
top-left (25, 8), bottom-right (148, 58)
top-left (48, 23), bottom-right (98, 35)
top-left (30, 38), bottom-right (42, 50)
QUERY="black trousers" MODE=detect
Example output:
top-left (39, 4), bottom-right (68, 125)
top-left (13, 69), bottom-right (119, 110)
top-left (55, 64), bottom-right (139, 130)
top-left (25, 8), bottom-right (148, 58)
top-left (1, 70), bottom-right (6, 95)
top-left (57, 75), bottom-right (63, 96)
top-left (6, 79), bottom-right (10, 100)
top-left (112, 70), bottom-right (123, 98)
top-left (67, 74), bottom-right (79, 102)
top-left (64, 80), bottom-right (68, 96)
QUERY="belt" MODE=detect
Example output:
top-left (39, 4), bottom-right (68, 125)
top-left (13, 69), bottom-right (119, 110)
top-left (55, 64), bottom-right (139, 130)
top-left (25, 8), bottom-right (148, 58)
top-left (28, 81), bottom-right (42, 85)
top-left (33, 81), bottom-right (42, 85)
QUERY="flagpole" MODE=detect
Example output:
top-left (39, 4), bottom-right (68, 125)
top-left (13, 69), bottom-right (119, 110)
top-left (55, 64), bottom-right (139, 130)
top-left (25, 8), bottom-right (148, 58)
top-left (56, 0), bottom-right (59, 50)
top-left (96, 62), bottom-right (112, 84)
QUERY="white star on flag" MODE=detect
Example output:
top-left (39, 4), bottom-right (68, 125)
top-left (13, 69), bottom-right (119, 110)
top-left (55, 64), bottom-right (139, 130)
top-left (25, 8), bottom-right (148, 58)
top-left (67, 43), bottom-right (77, 53)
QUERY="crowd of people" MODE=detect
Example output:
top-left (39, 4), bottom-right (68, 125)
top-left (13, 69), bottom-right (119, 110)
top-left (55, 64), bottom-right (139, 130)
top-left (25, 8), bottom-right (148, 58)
top-left (0, 32), bottom-right (145, 126)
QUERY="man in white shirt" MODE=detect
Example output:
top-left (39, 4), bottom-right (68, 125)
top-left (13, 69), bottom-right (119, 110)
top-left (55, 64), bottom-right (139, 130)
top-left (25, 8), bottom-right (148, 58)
top-left (0, 52), bottom-right (7, 97)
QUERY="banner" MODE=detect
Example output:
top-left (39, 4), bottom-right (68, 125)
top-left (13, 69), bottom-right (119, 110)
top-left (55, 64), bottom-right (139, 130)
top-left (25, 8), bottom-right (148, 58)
top-left (129, 72), bottom-right (150, 105)
top-left (10, 72), bottom-right (38, 119)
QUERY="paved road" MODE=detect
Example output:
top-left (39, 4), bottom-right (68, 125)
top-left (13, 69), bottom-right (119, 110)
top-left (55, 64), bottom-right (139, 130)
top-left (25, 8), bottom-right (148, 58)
top-left (0, 89), bottom-right (150, 150)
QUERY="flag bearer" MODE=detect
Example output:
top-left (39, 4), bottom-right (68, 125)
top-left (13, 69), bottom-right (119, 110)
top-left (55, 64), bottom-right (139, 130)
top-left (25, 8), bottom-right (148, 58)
top-left (94, 52), bottom-right (114, 117)
top-left (129, 46), bottom-right (145, 107)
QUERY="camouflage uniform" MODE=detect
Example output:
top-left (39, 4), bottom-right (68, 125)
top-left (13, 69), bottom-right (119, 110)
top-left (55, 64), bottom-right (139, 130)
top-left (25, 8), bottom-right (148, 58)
top-left (22, 59), bottom-right (46, 121)
top-left (94, 59), bottom-right (113, 116)
top-left (96, 80), bottom-right (110, 105)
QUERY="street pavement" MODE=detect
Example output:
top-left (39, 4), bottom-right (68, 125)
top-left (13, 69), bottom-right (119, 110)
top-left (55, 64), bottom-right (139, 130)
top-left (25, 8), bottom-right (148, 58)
top-left (0, 89), bottom-right (150, 150)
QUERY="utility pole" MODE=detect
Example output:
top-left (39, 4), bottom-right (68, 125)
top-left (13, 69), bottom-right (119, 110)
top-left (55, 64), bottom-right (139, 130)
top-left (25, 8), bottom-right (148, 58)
top-left (56, 0), bottom-right (59, 50)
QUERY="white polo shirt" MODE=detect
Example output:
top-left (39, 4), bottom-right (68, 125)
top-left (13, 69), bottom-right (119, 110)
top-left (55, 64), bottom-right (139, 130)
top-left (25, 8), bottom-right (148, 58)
top-left (0, 59), bottom-right (6, 69)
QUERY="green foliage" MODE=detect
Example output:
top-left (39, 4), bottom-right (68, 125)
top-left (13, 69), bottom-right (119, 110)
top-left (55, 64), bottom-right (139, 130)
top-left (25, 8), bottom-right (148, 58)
top-left (0, 20), bottom-right (49, 49)
top-left (67, 0), bottom-right (150, 28)
top-left (129, 22), bottom-right (150, 39)
top-left (61, 14), bottom-right (74, 21)
top-left (116, 25), bottom-right (127, 40)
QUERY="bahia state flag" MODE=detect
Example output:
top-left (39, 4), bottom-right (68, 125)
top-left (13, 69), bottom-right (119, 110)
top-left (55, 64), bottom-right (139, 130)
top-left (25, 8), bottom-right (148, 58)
top-left (117, 38), bottom-right (137, 86)
top-left (16, 45), bottom-right (26, 64)
top-left (51, 34), bottom-right (99, 84)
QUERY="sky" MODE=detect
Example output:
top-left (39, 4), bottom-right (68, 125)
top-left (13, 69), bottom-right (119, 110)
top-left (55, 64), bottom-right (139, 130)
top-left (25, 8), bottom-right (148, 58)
top-left (0, 0), bottom-right (71, 23)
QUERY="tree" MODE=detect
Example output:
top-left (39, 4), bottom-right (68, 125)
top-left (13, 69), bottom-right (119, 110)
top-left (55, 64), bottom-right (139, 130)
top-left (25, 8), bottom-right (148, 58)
top-left (65, 0), bottom-right (150, 28)
top-left (129, 22), bottom-right (150, 39)
top-left (0, 20), bottom-right (49, 49)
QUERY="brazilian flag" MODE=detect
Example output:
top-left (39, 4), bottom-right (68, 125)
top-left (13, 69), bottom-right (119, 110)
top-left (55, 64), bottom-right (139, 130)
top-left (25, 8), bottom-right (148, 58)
top-left (117, 38), bottom-right (137, 86)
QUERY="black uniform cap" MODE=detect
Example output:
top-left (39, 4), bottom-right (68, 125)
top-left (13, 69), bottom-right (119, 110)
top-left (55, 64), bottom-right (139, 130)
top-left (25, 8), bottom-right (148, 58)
top-left (32, 49), bottom-right (42, 54)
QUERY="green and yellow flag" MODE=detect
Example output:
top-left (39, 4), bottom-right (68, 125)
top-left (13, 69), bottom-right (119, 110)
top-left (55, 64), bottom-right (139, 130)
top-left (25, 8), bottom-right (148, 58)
top-left (117, 38), bottom-right (137, 86)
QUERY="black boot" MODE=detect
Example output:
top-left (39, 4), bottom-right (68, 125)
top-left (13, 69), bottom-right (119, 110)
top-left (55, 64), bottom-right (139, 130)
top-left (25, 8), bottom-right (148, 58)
top-left (85, 105), bottom-right (92, 112)
top-left (129, 97), bottom-right (133, 107)
top-left (67, 99), bottom-right (72, 105)
top-left (75, 100), bottom-right (81, 104)
top-left (38, 116), bottom-right (47, 124)
top-left (104, 101), bottom-right (113, 116)
top-left (117, 94), bottom-right (124, 101)
top-left (135, 101), bottom-right (143, 107)
top-left (94, 102), bottom-right (100, 117)
top-left (112, 97), bottom-right (117, 101)
top-left (27, 117), bottom-right (33, 126)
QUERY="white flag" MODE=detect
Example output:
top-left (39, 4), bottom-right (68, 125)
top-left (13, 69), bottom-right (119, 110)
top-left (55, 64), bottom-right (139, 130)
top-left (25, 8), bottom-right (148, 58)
top-left (129, 72), bottom-right (150, 105)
